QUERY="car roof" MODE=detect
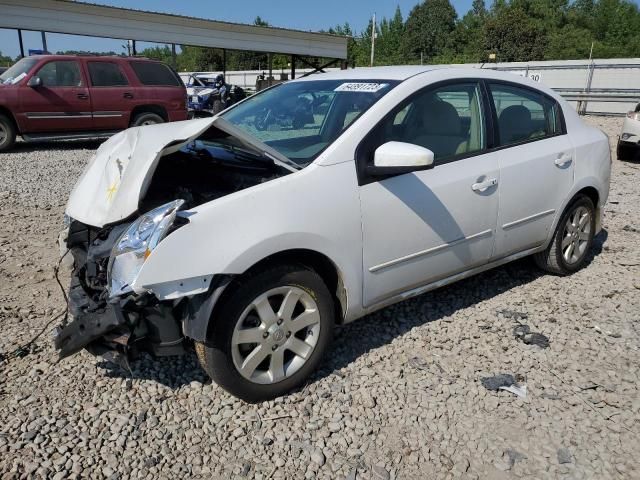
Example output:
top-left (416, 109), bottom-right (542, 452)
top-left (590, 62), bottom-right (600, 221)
top-left (294, 65), bottom-right (443, 82)
top-left (27, 55), bottom-right (157, 62)
top-left (292, 65), bottom-right (540, 85)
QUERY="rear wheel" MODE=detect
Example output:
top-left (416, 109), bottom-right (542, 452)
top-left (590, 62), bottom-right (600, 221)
top-left (196, 265), bottom-right (334, 402)
top-left (534, 194), bottom-right (595, 275)
top-left (0, 114), bottom-right (16, 152)
top-left (130, 112), bottom-right (164, 127)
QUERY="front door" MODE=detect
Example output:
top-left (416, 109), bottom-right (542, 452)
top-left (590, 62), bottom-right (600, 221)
top-left (358, 81), bottom-right (500, 307)
top-left (487, 82), bottom-right (575, 258)
top-left (19, 60), bottom-right (92, 132)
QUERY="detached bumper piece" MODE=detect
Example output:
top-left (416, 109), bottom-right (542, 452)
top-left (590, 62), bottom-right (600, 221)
top-left (53, 301), bottom-right (127, 359)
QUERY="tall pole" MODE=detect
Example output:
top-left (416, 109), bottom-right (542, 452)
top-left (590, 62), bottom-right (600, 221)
top-left (370, 13), bottom-right (376, 67)
top-left (41, 31), bottom-right (47, 52)
top-left (17, 29), bottom-right (25, 58)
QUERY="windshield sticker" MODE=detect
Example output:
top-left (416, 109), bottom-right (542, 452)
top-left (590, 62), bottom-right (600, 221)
top-left (334, 82), bottom-right (389, 93)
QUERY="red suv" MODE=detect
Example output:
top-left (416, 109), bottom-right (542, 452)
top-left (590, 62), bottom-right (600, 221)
top-left (0, 55), bottom-right (188, 151)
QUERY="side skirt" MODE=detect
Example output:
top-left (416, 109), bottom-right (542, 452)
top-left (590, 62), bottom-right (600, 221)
top-left (22, 131), bottom-right (119, 142)
top-left (356, 245), bottom-right (544, 320)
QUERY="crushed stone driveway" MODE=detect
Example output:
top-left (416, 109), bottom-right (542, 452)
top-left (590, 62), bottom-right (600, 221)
top-left (0, 116), bottom-right (639, 479)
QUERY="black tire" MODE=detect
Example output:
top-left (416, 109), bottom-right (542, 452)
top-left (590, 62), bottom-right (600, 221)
top-left (0, 114), bottom-right (17, 152)
top-left (211, 99), bottom-right (224, 115)
top-left (534, 194), bottom-right (596, 275)
top-left (130, 112), bottom-right (164, 127)
top-left (196, 265), bottom-right (334, 402)
top-left (617, 140), bottom-right (636, 161)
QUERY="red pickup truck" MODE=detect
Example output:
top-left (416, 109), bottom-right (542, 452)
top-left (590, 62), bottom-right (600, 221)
top-left (0, 55), bottom-right (188, 151)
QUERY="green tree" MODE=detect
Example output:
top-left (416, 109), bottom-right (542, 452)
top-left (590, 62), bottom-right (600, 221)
top-left (404, 0), bottom-right (458, 63)
top-left (484, 6), bottom-right (547, 61)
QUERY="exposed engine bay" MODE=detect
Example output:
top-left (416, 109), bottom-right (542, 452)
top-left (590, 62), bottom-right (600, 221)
top-left (141, 128), bottom-right (289, 212)
top-left (54, 128), bottom-right (291, 361)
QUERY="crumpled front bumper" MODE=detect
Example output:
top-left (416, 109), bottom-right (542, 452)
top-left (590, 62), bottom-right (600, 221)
top-left (53, 301), bottom-right (127, 359)
top-left (53, 271), bottom-right (128, 359)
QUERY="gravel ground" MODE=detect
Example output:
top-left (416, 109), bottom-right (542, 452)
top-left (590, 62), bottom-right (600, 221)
top-left (0, 117), bottom-right (639, 479)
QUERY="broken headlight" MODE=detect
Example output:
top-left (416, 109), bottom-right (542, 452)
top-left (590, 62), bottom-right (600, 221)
top-left (108, 199), bottom-right (184, 298)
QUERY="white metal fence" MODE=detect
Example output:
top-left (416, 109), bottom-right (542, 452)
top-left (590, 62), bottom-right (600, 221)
top-left (185, 58), bottom-right (640, 116)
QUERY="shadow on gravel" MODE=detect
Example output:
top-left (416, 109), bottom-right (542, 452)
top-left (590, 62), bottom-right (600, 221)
top-left (95, 230), bottom-right (608, 392)
top-left (1, 140), bottom-right (104, 154)
top-left (313, 229), bottom-right (608, 382)
top-left (96, 351), bottom-right (208, 389)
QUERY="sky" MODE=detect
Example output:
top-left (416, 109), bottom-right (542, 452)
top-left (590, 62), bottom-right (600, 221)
top-left (0, 0), bottom-right (476, 59)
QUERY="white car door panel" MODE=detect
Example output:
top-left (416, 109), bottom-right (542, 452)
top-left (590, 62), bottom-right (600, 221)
top-left (360, 154), bottom-right (499, 307)
top-left (494, 136), bottom-right (574, 257)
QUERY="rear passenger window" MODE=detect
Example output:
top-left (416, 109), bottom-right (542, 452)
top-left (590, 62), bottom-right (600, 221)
top-left (88, 62), bottom-right (128, 87)
top-left (129, 61), bottom-right (181, 86)
top-left (489, 83), bottom-right (563, 147)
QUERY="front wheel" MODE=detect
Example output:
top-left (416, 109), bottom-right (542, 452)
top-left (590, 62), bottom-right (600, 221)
top-left (196, 265), bottom-right (335, 402)
top-left (0, 114), bottom-right (17, 152)
top-left (534, 194), bottom-right (596, 275)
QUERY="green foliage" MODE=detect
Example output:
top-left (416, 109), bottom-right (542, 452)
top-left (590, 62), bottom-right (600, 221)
top-left (346, 0), bottom-right (640, 66)
top-left (404, 0), bottom-right (457, 62)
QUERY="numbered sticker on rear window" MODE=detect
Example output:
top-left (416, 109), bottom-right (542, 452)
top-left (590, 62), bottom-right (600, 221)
top-left (334, 83), bottom-right (389, 93)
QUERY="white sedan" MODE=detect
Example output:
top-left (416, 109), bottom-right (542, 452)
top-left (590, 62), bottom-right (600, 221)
top-left (55, 66), bottom-right (611, 402)
top-left (617, 103), bottom-right (640, 160)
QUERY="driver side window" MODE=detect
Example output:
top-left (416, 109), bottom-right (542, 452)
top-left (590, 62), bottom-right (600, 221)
top-left (365, 82), bottom-right (486, 165)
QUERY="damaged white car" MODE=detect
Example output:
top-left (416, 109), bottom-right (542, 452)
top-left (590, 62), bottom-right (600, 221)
top-left (55, 67), bottom-right (611, 402)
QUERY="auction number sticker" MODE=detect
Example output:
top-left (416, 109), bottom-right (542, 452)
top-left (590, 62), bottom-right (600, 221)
top-left (334, 82), bottom-right (389, 93)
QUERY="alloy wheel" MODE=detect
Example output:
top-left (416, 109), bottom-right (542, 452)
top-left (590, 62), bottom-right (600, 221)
top-left (561, 205), bottom-right (591, 264)
top-left (0, 124), bottom-right (6, 144)
top-left (231, 286), bottom-right (321, 384)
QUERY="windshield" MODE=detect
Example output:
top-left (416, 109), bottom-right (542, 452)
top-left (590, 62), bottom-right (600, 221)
top-left (0, 57), bottom-right (38, 85)
top-left (221, 79), bottom-right (398, 166)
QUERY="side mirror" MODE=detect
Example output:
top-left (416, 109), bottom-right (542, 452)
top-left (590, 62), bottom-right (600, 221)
top-left (27, 76), bottom-right (42, 88)
top-left (371, 141), bottom-right (434, 174)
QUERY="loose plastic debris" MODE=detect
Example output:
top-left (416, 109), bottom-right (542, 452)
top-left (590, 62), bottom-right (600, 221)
top-left (513, 324), bottom-right (550, 348)
top-left (481, 374), bottom-right (527, 398)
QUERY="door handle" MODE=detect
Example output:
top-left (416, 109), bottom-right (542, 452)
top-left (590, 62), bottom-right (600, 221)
top-left (555, 154), bottom-right (573, 167)
top-left (77, 93), bottom-right (89, 100)
top-left (123, 92), bottom-right (134, 99)
top-left (471, 177), bottom-right (498, 193)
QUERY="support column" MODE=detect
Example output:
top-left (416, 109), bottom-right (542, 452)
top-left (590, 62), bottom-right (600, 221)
top-left (132, 40), bottom-right (137, 56)
top-left (268, 53), bottom-right (273, 87)
top-left (223, 49), bottom-right (227, 77)
top-left (17, 29), bottom-right (24, 58)
top-left (291, 55), bottom-right (296, 80)
top-left (171, 44), bottom-right (177, 68)
top-left (41, 31), bottom-right (47, 52)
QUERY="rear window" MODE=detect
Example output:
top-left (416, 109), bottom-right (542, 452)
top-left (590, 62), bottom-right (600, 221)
top-left (88, 62), bottom-right (128, 87)
top-left (129, 61), bottom-right (181, 86)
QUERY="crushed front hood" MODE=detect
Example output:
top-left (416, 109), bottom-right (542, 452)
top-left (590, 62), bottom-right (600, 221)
top-left (65, 117), bottom-right (294, 228)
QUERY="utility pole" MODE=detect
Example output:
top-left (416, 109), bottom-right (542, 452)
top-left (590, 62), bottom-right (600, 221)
top-left (370, 13), bottom-right (376, 67)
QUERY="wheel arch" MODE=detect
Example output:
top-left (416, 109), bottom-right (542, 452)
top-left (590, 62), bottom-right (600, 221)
top-left (130, 104), bottom-right (168, 124)
top-left (181, 248), bottom-right (348, 344)
top-left (544, 182), bottom-right (603, 250)
top-left (0, 106), bottom-right (19, 134)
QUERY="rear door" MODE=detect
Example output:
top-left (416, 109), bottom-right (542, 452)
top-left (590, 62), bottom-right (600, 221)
top-left (128, 61), bottom-right (186, 120)
top-left (487, 82), bottom-right (574, 258)
top-left (20, 59), bottom-right (91, 132)
top-left (86, 60), bottom-right (133, 130)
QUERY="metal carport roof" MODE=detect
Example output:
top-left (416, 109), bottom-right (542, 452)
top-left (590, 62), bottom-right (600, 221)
top-left (0, 0), bottom-right (348, 59)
